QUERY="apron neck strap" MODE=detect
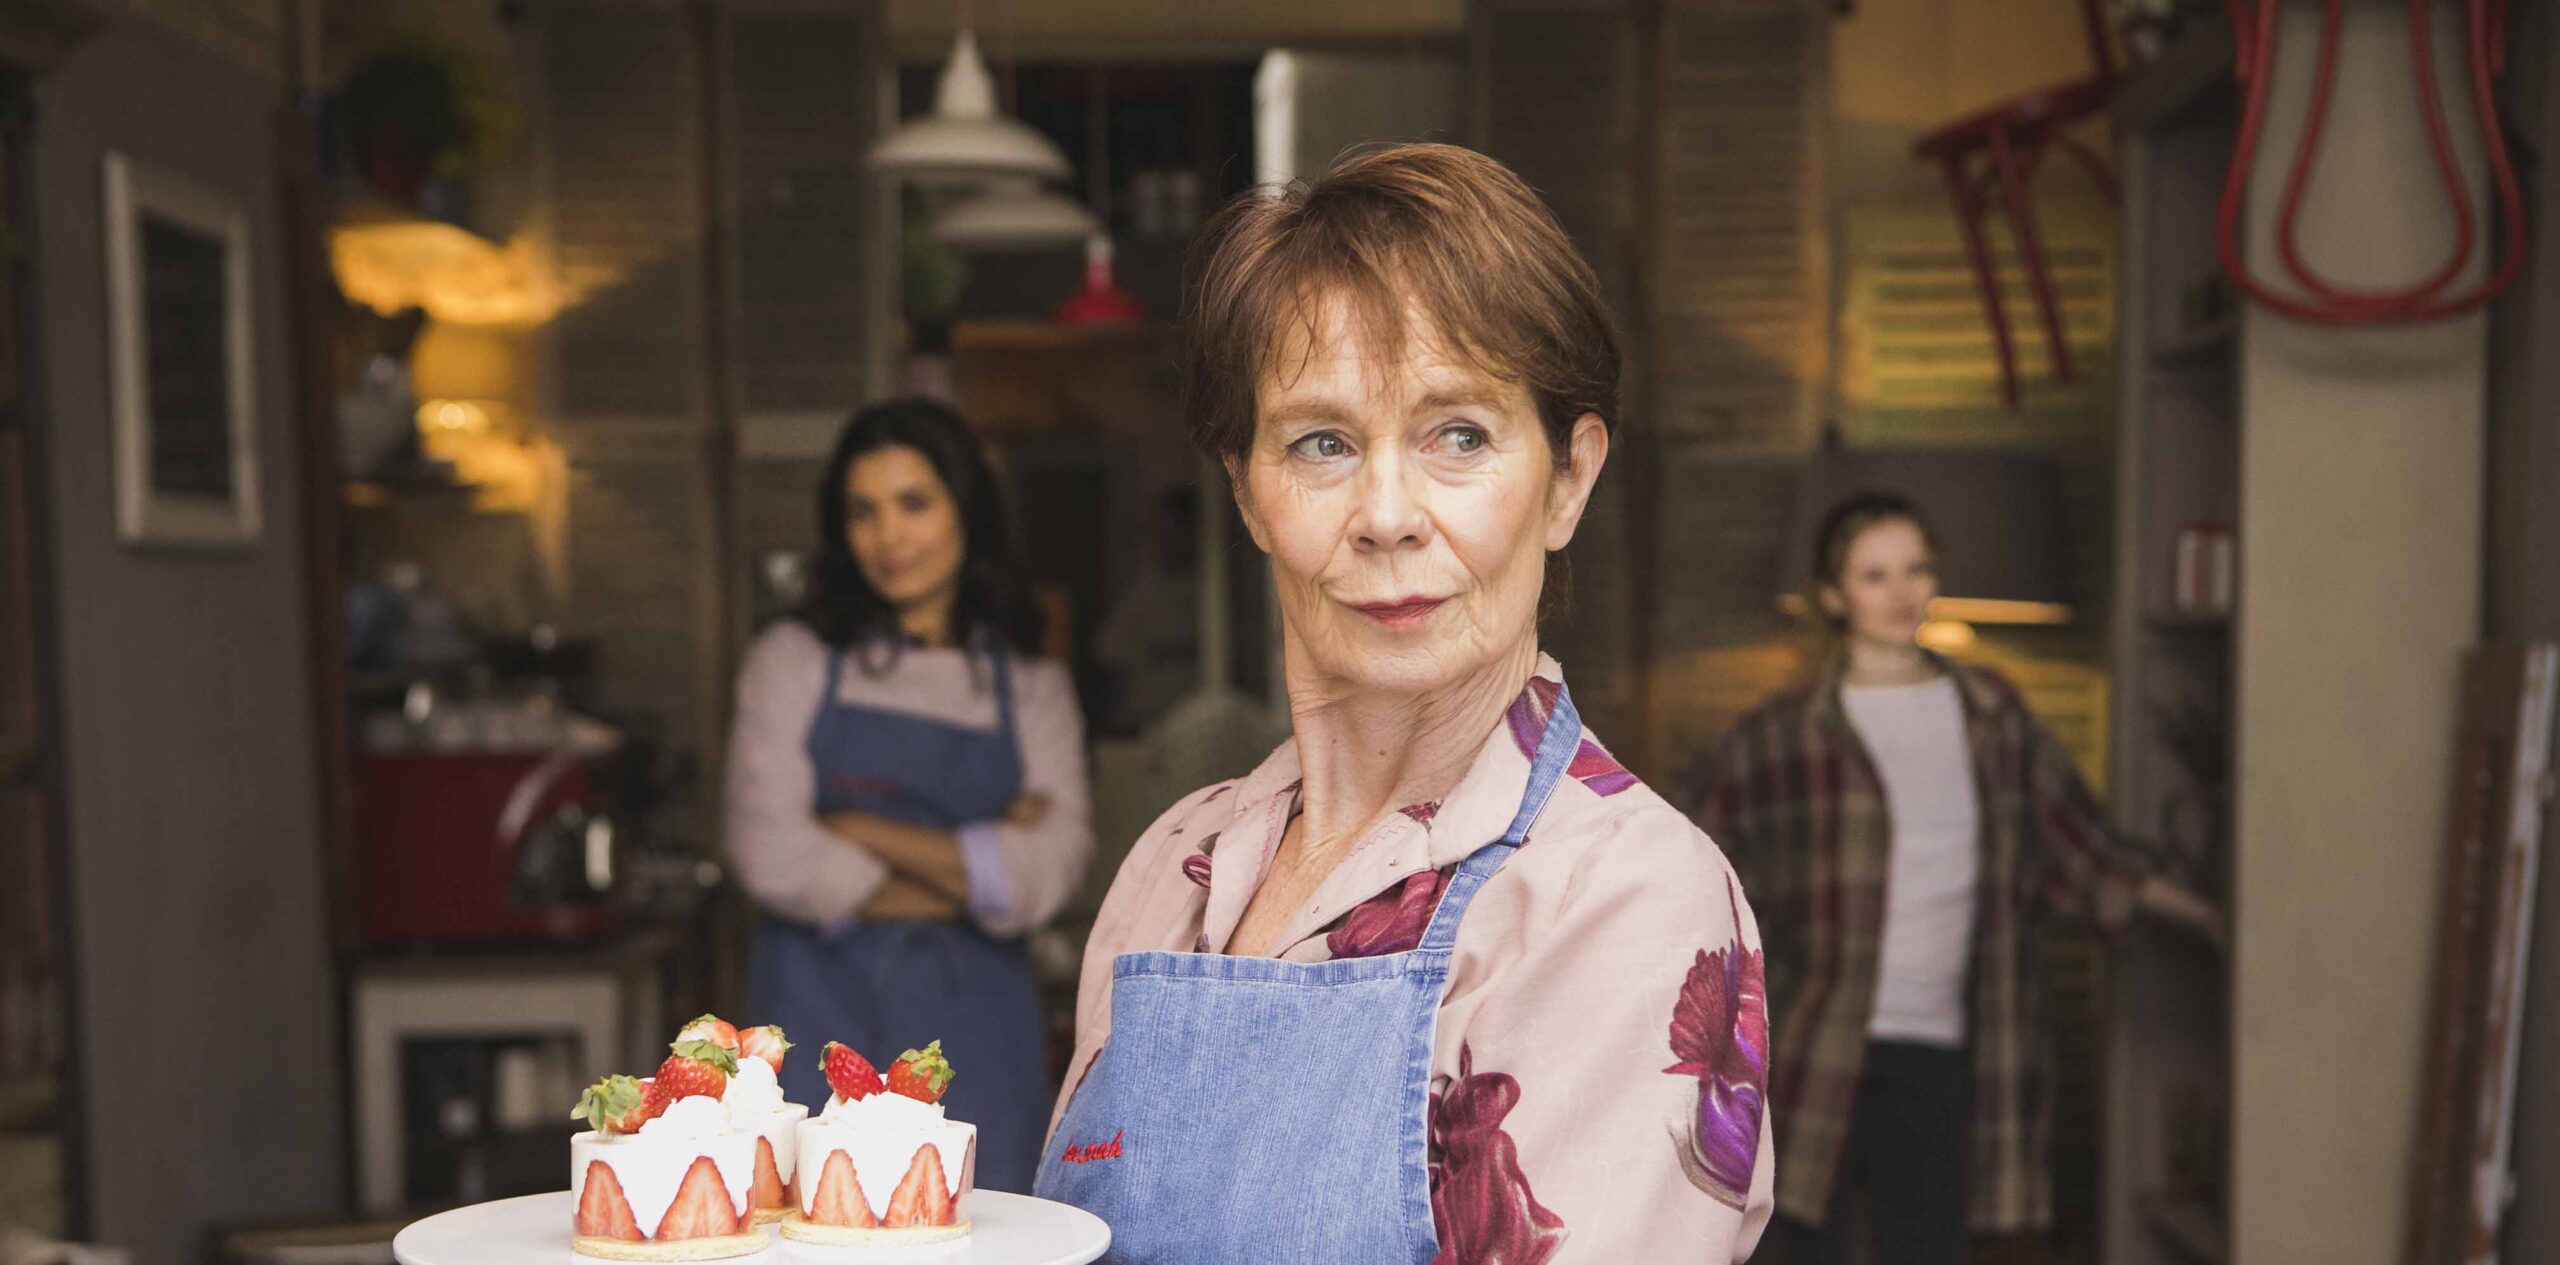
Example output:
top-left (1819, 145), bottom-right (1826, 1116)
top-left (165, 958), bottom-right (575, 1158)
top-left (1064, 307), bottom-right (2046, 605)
top-left (1415, 680), bottom-right (1583, 954)
top-left (821, 632), bottom-right (1020, 744)
top-left (822, 639), bottom-right (847, 702)
top-left (986, 641), bottom-right (1019, 743)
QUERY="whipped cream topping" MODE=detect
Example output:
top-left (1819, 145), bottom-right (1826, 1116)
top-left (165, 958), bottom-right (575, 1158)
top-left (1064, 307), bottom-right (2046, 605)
top-left (722, 1058), bottom-right (790, 1124)
top-left (819, 1090), bottom-right (945, 1128)
top-left (638, 1094), bottom-right (732, 1141)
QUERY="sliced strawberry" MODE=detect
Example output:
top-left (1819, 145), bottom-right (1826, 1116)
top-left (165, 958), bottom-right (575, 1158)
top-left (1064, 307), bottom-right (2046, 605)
top-left (675, 1014), bottom-right (741, 1054)
top-left (652, 1156), bottom-right (742, 1240)
top-left (955, 1133), bottom-right (977, 1222)
top-left (808, 1149), bottom-right (879, 1228)
top-left (821, 1041), bottom-right (884, 1102)
top-left (883, 1144), bottom-right (954, 1227)
top-left (572, 1075), bottom-right (648, 1136)
top-left (739, 1025), bottom-right (791, 1073)
top-left (750, 1136), bottom-right (788, 1211)
top-left (885, 1040), bottom-right (954, 1104)
top-left (575, 1161), bottom-right (644, 1240)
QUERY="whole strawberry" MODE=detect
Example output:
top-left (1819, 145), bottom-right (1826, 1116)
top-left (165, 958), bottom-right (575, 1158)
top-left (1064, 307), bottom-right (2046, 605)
top-left (886, 1040), bottom-right (954, 1104)
top-left (821, 1041), bottom-right (884, 1102)
top-left (644, 1039), bottom-right (738, 1117)
top-left (739, 1024), bottom-right (791, 1073)
top-left (572, 1074), bottom-right (649, 1135)
top-left (676, 1014), bottom-right (741, 1054)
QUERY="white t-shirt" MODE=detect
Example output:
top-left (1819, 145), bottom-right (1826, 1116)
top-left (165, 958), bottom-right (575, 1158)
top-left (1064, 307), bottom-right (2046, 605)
top-left (1842, 675), bottom-right (1980, 1047)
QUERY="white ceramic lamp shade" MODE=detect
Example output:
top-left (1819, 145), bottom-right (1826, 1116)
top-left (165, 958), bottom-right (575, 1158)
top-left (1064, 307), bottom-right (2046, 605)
top-left (932, 180), bottom-right (1099, 250)
top-left (870, 30), bottom-right (1070, 187)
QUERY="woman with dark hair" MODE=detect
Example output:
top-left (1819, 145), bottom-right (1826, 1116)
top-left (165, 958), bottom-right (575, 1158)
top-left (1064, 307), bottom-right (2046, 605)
top-left (1689, 491), bottom-right (2219, 1265)
top-left (723, 397), bottom-right (1092, 1194)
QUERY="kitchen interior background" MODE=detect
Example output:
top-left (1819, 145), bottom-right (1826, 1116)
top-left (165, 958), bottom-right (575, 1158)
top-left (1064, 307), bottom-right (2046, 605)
top-left (0, 0), bottom-right (2555, 1263)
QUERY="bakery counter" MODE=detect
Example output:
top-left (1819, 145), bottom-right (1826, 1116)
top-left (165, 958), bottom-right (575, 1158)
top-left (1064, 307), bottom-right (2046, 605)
top-left (347, 920), bottom-right (717, 1217)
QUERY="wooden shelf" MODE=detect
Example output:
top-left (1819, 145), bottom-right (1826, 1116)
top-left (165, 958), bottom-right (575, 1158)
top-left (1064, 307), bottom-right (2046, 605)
top-left (0, 1072), bottom-right (56, 1130)
top-left (2144, 609), bottom-right (2232, 632)
top-left (343, 478), bottom-right (477, 509)
top-left (2114, 16), bottom-right (2238, 130)
top-left (2113, 46), bottom-right (2245, 1264)
top-left (2152, 317), bottom-right (2237, 365)
top-left (2140, 1191), bottom-right (2230, 1264)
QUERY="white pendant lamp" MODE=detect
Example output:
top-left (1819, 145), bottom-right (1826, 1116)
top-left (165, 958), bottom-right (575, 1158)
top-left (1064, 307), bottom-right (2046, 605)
top-left (870, 28), bottom-right (1070, 188)
top-left (931, 178), bottom-right (1099, 250)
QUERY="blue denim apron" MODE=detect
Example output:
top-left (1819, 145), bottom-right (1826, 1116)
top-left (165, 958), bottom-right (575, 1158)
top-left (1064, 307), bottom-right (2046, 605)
top-left (1033, 685), bottom-right (1586, 1263)
top-left (746, 641), bottom-right (1049, 1194)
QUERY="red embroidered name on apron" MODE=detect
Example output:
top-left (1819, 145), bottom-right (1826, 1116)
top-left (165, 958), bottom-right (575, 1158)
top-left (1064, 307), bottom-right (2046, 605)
top-left (1058, 1130), bottom-right (1123, 1164)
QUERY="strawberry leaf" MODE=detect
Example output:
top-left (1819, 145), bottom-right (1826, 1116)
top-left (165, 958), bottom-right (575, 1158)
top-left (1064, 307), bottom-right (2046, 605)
top-left (573, 1075), bottom-right (644, 1133)
top-left (896, 1040), bottom-right (955, 1095)
top-left (670, 1038), bottom-right (739, 1073)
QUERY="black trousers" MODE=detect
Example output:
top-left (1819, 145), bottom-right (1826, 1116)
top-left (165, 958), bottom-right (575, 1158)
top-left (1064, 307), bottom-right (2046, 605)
top-left (1771, 1041), bottom-right (1972, 1265)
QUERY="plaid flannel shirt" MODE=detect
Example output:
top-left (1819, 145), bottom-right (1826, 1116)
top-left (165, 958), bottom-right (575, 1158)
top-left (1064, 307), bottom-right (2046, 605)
top-left (1686, 652), bottom-right (2143, 1233)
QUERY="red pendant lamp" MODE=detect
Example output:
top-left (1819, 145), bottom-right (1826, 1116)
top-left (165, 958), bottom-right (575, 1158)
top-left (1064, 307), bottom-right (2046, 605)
top-left (1050, 69), bottom-right (1143, 327)
top-left (1052, 233), bottom-right (1143, 326)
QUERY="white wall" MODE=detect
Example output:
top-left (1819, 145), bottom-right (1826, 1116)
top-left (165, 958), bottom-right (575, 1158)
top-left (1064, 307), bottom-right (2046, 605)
top-left (1257, 47), bottom-right (1461, 185)
top-left (33, 13), bottom-right (341, 1261)
top-left (2231, 5), bottom-right (2487, 1262)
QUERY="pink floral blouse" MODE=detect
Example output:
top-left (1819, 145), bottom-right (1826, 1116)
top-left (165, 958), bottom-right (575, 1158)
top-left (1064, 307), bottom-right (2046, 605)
top-left (1055, 658), bottom-right (1775, 1263)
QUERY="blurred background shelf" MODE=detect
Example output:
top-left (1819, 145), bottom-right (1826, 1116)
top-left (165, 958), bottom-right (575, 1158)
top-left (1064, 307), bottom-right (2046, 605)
top-left (0, 1072), bottom-right (55, 1130)
top-left (2149, 317), bottom-right (2237, 366)
top-left (2139, 1190), bottom-right (2230, 1264)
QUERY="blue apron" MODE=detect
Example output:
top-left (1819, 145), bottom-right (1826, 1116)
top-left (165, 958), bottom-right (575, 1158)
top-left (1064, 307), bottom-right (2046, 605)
top-left (746, 640), bottom-right (1049, 1195)
top-left (1033, 685), bottom-right (1586, 1263)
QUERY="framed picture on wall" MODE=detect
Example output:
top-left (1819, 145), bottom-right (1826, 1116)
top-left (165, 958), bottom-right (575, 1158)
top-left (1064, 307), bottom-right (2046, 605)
top-left (103, 151), bottom-right (259, 547)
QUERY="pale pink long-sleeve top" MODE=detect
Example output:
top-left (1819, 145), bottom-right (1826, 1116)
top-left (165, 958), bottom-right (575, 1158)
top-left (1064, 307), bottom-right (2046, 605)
top-left (721, 621), bottom-right (1094, 938)
top-left (1054, 657), bottom-right (1776, 1263)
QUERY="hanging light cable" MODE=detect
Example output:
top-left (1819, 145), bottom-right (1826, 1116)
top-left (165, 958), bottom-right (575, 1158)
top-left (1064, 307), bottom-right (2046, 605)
top-left (1052, 69), bottom-right (1142, 323)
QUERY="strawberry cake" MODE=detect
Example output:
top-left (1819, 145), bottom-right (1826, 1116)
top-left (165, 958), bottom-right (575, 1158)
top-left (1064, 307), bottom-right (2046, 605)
top-left (781, 1039), bottom-right (976, 1246)
top-left (678, 1016), bottom-right (808, 1225)
top-left (568, 1017), bottom-right (807, 1260)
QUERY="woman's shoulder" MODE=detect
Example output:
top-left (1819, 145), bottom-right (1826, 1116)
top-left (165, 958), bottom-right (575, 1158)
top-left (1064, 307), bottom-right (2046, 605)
top-left (1509, 748), bottom-right (1742, 913)
top-left (1944, 659), bottom-right (2029, 712)
top-left (1102, 776), bottom-right (1248, 898)
top-left (739, 620), bottom-right (829, 681)
top-left (1142, 777), bottom-right (1245, 847)
top-left (1006, 651), bottom-right (1079, 699)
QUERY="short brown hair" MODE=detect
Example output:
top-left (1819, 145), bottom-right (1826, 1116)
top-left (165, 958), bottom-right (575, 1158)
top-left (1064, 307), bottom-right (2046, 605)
top-left (1181, 142), bottom-right (1621, 467)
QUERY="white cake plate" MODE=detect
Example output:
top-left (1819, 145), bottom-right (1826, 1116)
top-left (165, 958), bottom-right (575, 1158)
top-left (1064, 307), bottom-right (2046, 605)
top-left (393, 1191), bottom-right (1109, 1265)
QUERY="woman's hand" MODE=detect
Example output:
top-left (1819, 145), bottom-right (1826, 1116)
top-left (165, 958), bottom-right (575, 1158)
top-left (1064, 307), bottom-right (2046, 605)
top-left (1005, 791), bottom-right (1052, 828)
top-left (2138, 875), bottom-right (2229, 954)
top-left (864, 872), bottom-right (964, 921)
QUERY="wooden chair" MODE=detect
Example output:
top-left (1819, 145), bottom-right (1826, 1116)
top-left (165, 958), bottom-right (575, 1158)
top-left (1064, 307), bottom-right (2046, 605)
top-left (1911, 0), bottom-right (2121, 408)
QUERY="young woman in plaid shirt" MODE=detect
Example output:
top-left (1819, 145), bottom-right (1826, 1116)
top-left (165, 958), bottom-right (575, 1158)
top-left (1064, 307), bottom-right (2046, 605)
top-left (1690, 493), bottom-right (2221, 1265)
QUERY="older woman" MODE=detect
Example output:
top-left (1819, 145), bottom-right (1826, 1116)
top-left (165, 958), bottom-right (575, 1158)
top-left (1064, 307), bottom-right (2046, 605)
top-left (1033, 144), bottom-right (1773, 1263)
